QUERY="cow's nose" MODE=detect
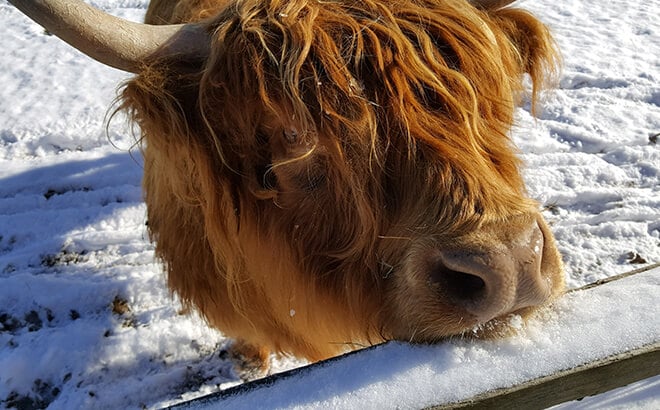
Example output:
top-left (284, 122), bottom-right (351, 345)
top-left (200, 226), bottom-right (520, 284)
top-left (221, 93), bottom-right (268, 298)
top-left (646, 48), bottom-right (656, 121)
top-left (429, 221), bottom-right (551, 323)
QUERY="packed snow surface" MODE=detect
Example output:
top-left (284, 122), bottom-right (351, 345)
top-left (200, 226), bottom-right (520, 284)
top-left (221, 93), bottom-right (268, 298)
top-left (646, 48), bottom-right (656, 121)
top-left (0, 0), bottom-right (658, 409)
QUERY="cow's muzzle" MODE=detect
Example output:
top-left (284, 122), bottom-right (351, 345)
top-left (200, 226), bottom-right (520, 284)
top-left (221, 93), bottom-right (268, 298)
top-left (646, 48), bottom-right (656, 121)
top-left (428, 215), bottom-right (561, 324)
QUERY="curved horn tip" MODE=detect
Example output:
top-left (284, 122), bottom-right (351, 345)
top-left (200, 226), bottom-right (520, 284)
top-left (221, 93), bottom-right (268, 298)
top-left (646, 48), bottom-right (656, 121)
top-left (7, 0), bottom-right (209, 73)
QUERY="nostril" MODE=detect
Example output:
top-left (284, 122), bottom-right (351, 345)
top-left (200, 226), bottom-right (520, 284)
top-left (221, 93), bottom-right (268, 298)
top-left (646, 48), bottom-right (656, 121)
top-left (419, 218), bottom-right (556, 328)
top-left (430, 262), bottom-right (486, 302)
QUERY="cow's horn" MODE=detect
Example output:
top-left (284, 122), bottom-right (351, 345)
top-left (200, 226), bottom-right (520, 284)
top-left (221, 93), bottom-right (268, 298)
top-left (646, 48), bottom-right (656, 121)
top-left (8, 0), bottom-right (209, 73)
top-left (468, 0), bottom-right (517, 9)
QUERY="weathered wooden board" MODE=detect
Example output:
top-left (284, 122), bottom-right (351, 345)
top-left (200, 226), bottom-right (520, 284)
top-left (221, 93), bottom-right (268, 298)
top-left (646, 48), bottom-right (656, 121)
top-left (435, 341), bottom-right (660, 409)
top-left (171, 263), bottom-right (660, 409)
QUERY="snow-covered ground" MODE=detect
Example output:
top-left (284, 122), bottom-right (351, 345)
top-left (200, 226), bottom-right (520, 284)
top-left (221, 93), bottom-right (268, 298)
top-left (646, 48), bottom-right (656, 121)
top-left (0, 0), bottom-right (658, 409)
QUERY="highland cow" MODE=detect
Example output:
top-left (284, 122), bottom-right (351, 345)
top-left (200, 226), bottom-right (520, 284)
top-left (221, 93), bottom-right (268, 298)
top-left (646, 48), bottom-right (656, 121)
top-left (10, 0), bottom-right (565, 370)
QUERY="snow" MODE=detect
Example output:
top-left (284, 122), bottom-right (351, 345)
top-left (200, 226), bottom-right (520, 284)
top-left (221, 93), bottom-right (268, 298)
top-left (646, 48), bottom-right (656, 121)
top-left (0, 0), bottom-right (658, 409)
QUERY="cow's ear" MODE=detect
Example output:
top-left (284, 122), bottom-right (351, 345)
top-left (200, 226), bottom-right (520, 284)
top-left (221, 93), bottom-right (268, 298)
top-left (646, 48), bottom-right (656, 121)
top-left (120, 65), bottom-right (203, 151)
top-left (492, 8), bottom-right (560, 99)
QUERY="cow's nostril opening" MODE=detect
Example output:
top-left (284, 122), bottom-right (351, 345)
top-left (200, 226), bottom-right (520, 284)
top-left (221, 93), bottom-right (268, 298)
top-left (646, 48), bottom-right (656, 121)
top-left (431, 263), bottom-right (486, 302)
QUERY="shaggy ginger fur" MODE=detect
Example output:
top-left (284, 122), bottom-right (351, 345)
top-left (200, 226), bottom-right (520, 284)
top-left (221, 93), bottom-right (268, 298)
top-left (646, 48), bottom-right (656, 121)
top-left (122, 0), bottom-right (564, 365)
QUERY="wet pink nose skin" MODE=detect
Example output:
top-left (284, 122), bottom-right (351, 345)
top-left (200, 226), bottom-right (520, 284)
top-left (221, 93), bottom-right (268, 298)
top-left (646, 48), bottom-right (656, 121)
top-left (429, 219), bottom-right (552, 324)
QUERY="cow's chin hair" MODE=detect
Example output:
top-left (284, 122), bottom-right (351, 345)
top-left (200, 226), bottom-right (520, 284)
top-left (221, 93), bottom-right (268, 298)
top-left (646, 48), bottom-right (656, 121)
top-left (446, 303), bottom-right (552, 342)
top-left (458, 305), bottom-right (543, 340)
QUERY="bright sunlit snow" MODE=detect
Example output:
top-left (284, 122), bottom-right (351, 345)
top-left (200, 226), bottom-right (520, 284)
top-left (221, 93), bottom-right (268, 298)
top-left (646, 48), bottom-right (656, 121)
top-left (0, 0), bottom-right (658, 409)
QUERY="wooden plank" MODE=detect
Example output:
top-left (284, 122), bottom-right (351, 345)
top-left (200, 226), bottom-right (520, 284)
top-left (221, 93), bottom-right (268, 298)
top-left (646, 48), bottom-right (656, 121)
top-left (434, 341), bottom-right (660, 409)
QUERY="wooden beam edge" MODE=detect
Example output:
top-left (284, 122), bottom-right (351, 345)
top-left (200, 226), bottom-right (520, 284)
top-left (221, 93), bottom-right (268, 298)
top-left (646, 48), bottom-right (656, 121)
top-left (434, 341), bottom-right (660, 409)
